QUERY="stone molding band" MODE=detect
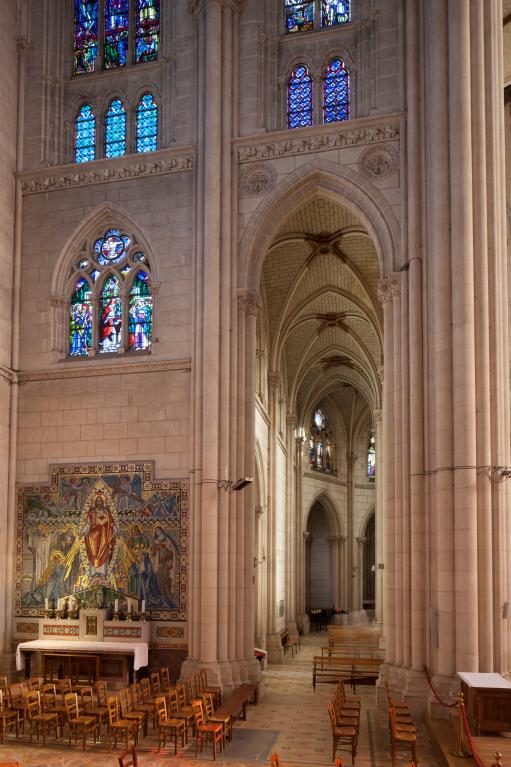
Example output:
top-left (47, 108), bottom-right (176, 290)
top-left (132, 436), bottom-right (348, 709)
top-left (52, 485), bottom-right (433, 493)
top-left (18, 358), bottom-right (191, 383)
top-left (19, 150), bottom-right (195, 195)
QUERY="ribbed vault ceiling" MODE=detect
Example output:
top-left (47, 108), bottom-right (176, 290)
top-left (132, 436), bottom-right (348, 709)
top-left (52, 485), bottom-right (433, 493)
top-left (261, 196), bottom-right (382, 434)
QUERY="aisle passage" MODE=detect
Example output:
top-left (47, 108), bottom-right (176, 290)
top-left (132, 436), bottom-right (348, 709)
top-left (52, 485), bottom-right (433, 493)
top-left (0, 633), bottom-right (439, 767)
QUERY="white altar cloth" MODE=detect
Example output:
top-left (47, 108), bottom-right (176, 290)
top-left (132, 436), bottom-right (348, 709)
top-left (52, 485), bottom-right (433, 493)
top-left (457, 672), bottom-right (511, 689)
top-left (16, 640), bottom-right (148, 671)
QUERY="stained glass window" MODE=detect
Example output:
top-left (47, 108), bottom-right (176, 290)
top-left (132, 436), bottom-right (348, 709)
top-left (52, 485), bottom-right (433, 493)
top-left (105, 100), bottom-right (127, 158)
top-left (74, 105), bottom-right (96, 163)
top-left (321, 0), bottom-right (350, 26)
top-left (287, 65), bottom-right (313, 129)
top-left (323, 58), bottom-right (350, 123)
top-left (309, 408), bottom-right (334, 472)
top-left (368, 434), bottom-right (376, 480)
top-left (69, 278), bottom-right (93, 356)
top-left (68, 227), bottom-right (153, 357)
top-left (99, 276), bottom-right (122, 353)
top-left (74, 0), bottom-right (98, 75)
top-left (128, 272), bottom-right (153, 351)
top-left (135, 0), bottom-right (160, 63)
top-left (104, 0), bottom-right (129, 69)
top-left (285, 0), bottom-right (314, 33)
top-left (136, 94), bottom-right (158, 153)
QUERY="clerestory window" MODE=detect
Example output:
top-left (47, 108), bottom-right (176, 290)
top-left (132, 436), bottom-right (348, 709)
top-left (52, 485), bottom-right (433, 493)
top-left (285, 0), bottom-right (350, 34)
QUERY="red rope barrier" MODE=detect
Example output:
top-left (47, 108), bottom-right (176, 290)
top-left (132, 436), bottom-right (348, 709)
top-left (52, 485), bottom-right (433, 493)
top-left (422, 665), bottom-right (459, 708)
top-left (460, 702), bottom-right (486, 767)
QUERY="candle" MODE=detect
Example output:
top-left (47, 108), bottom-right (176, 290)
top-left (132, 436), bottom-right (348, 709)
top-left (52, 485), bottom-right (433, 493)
top-left (114, 599), bottom-right (119, 612)
top-left (141, 600), bottom-right (146, 613)
top-left (129, 602), bottom-right (132, 613)
top-left (45, 598), bottom-right (49, 610)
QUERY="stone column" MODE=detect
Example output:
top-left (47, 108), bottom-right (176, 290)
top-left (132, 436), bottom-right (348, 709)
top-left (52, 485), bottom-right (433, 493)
top-left (355, 537), bottom-right (366, 611)
top-left (374, 408), bottom-right (384, 626)
top-left (265, 371), bottom-right (283, 662)
top-left (346, 452), bottom-right (356, 610)
top-left (328, 535), bottom-right (340, 609)
top-left (304, 531), bottom-right (312, 613)
top-left (295, 436), bottom-right (309, 632)
top-left (285, 413), bottom-right (298, 635)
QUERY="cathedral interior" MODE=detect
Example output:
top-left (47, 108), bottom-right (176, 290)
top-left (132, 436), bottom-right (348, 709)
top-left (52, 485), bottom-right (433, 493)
top-left (0, 0), bottom-right (510, 765)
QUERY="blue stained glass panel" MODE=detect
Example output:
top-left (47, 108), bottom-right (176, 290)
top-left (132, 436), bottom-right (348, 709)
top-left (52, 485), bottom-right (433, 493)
top-left (321, 0), bottom-right (350, 27)
top-left (99, 276), bottom-right (122, 353)
top-left (69, 278), bottom-right (93, 356)
top-left (74, 0), bottom-right (98, 75)
top-left (135, 0), bottom-right (160, 64)
top-left (136, 94), bottom-right (158, 153)
top-left (104, 0), bottom-right (129, 69)
top-left (287, 65), bottom-right (313, 129)
top-left (105, 99), bottom-right (127, 158)
top-left (128, 271), bottom-right (152, 351)
top-left (323, 58), bottom-right (350, 123)
top-left (94, 228), bottom-right (130, 265)
top-left (75, 105), bottom-right (96, 163)
top-left (285, 0), bottom-right (314, 33)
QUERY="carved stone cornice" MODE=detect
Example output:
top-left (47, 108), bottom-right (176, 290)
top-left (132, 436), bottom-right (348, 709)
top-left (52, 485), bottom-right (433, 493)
top-left (19, 149), bottom-right (195, 195)
top-left (17, 358), bottom-right (191, 383)
top-left (377, 274), bottom-right (401, 304)
top-left (237, 120), bottom-right (400, 163)
top-left (238, 291), bottom-right (260, 316)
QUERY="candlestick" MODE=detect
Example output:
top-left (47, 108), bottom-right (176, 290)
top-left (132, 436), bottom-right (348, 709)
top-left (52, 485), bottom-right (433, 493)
top-left (141, 599), bottom-right (146, 613)
top-left (45, 598), bottom-right (49, 610)
top-left (114, 599), bottom-right (119, 612)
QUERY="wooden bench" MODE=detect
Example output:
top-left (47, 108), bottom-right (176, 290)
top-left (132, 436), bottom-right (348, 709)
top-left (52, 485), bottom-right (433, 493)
top-left (214, 683), bottom-right (258, 723)
top-left (280, 629), bottom-right (299, 656)
top-left (312, 655), bottom-right (383, 692)
top-left (321, 645), bottom-right (384, 659)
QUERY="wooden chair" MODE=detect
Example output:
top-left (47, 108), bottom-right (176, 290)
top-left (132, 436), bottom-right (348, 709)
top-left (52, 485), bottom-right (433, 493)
top-left (0, 690), bottom-right (19, 744)
top-left (331, 692), bottom-right (360, 732)
top-left (328, 704), bottom-right (357, 764)
top-left (25, 691), bottom-right (60, 746)
top-left (129, 683), bottom-right (156, 733)
top-left (338, 681), bottom-right (361, 709)
top-left (118, 746), bottom-right (138, 767)
top-left (200, 670), bottom-right (222, 707)
top-left (27, 677), bottom-right (41, 692)
top-left (63, 692), bottom-right (97, 750)
top-left (107, 696), bottom-right (138, 752)
top-left (175, 685), bottom-right (196, 735)
top-left (80, 686), bottom-right (109, 735)
top-left (40, 683), bottom-right (68, 734)
top-left (160, 667), bottom-right (174, 693)
top-left (202, 691), bottom-right (232, 747)
top-left (155, 695), bottom-right (187, 754)
top-left (150, 672), bottom-right (162, 698)
top-left (119, 688), bottom-right (146, 740)
top-left (7, 684), bottom-right (26, 733)
top-left (191, 699), bottom-right (223, 761)
top-left (389, 707), bottom-right (417, 767)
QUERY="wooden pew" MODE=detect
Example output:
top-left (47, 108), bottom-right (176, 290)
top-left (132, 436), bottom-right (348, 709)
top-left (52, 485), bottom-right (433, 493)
top-left (213, 683), bottom-right (258, 723)
top-left (312, 655), bottom-right (383, 692)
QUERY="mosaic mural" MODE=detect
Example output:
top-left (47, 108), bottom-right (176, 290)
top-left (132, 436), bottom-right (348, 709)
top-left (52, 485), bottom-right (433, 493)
top-left (16, 462), bottom-right (188, 621)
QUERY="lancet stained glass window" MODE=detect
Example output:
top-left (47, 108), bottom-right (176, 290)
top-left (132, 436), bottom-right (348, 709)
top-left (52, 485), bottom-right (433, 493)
top-left (287, 65), bottom-right (313, 129)
top-left (105, 100), bottom-right (127, 157)
top-left (128, 271), bottom-right (153, 350)
top-left (309, 408), bottom-right (334, 473)
top-left (69, 279), bottom-right (93, 356)
top-left (104, 0), bottom-right (129, 69)
top-left (285, 0), bottom-right (314, 33)
top-left (74, 105), bottom-right (96, 163)
top-left (74, 0), bottom-right (99, 75)
top-left (321, 0), bottom-right (350, 27)
top-left (368, 434), bottom-right (376, 480)
top-left (68, 227), bottom-right (153, 357)
top-left (99, 276), bottom-right (122, 353)
top-left (136, 94), bottom-right (158, 152)
top-left (323, 58), bottom-right (350, 123)
top-left (135, 0), bottom-right (160, 63)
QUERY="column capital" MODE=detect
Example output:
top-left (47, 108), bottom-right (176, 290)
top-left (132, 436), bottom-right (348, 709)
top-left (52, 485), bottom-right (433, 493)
top-left (373, 408), bottom-right (383, 424)
top-left (303, 531), bottom-right (312, 542)
top-left (286, 412), bottom-right (297, 429)
top-left (255, 505), bottom-right (264, 518)
top-left (268, 371), bottom-right (282, 389)
top-left (377, 273), bottom-right (401, 304)
top-left (377, 365), bottom-right (384, 383)
top-left (238, 290), bottom-right (260, 316)
top-left (16, 36), bottom-right (31, 60)
top-left (346, 452), bottom-right (357, 466)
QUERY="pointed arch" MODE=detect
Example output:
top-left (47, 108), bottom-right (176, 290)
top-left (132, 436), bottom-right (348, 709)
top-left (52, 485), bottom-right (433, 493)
top-left (304, 490), bottom-right (342, 536)
top-left (239, 157), bottom-right (401, 291)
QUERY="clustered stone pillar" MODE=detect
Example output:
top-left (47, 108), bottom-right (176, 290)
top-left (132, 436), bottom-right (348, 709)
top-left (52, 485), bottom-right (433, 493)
top-left (379, 0), bottom-right (510, 714)
top-left (183, 0), bottom-right (260, 692)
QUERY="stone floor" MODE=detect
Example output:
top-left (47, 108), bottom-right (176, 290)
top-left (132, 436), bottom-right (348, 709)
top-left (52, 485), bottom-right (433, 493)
top-left (0, 633), bottom-right (441, 767)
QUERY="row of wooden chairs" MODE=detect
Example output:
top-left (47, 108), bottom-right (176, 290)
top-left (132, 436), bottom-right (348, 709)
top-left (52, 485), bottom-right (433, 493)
top-left (328, 681), bottom-right (360, 764)
top-left (385, 682), bottom-right (417, 767)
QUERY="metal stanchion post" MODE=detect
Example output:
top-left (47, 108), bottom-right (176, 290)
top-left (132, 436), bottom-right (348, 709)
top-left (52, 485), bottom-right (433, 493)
top-left (450, 693), bottom-right (472, 758)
